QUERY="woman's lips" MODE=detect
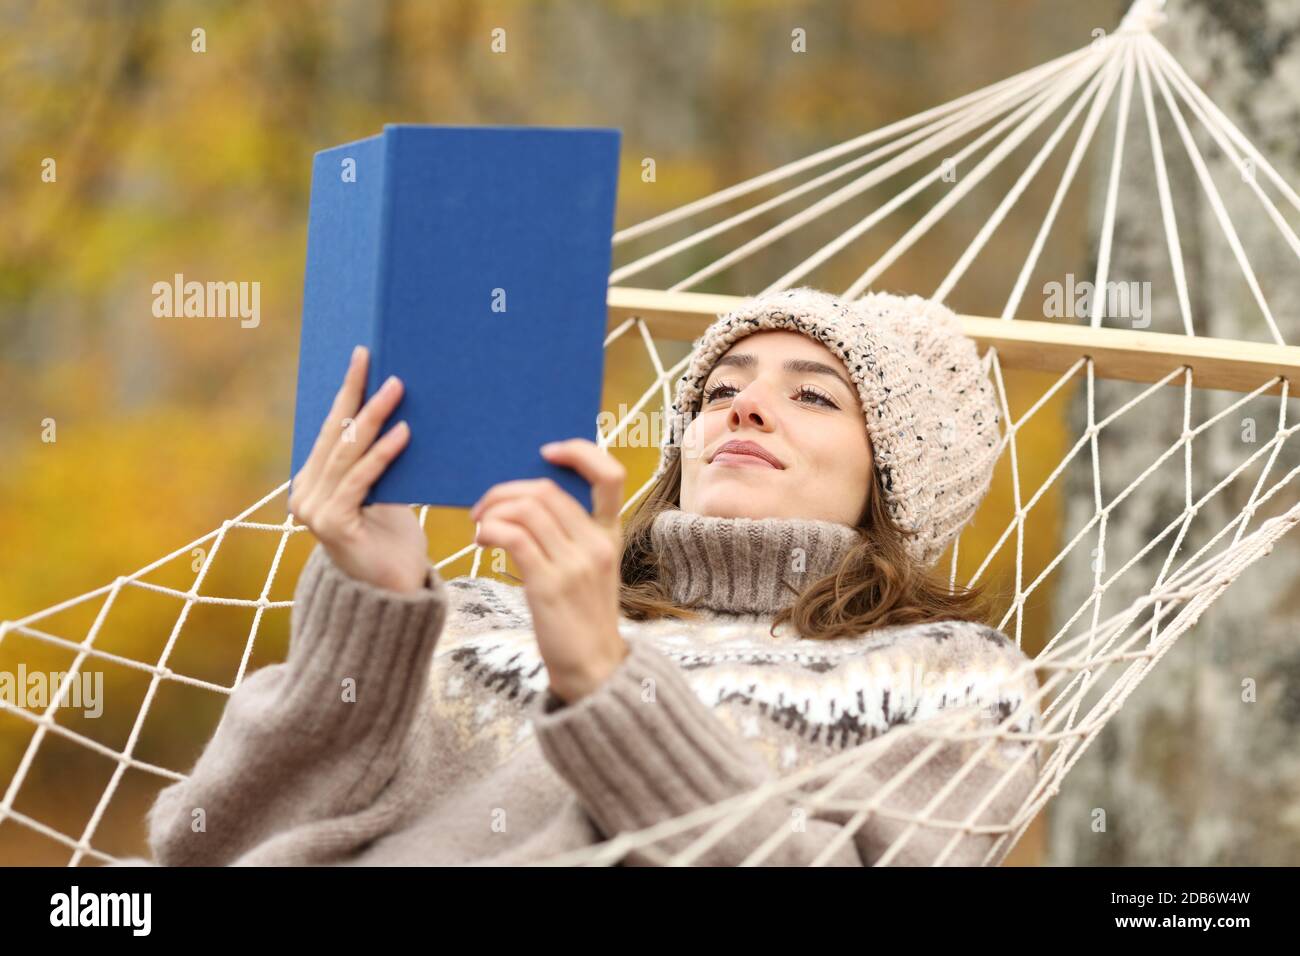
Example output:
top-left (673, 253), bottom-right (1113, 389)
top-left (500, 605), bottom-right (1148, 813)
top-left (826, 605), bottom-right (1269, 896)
top-left (711, 451), bottom-right (779, 469)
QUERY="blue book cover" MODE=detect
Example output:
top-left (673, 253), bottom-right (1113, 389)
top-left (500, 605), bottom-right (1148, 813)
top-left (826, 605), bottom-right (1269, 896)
top-left (289, 124), bottom-right (622, 513)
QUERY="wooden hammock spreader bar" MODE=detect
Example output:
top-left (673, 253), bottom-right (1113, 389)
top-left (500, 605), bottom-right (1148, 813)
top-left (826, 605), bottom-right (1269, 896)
top-left (607, 286), bottom-right (1300, 398)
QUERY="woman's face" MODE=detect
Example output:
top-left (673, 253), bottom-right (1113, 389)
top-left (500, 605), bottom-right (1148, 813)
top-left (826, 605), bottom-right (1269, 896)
top-left (679, 330), bottom-right (873, 526)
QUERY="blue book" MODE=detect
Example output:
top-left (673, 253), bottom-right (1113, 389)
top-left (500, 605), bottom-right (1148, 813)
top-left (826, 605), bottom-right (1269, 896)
top-left (289, 124), bottom-right (622, 514)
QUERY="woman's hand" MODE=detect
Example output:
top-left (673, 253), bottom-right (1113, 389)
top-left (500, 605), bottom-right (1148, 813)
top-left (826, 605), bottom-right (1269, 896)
top-left (470, 439), bottom-right (629, 704)
top-left (288, 345), bottom-right (430, 594)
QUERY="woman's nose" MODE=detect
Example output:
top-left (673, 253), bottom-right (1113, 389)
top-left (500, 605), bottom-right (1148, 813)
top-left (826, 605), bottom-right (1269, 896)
top-left (729, 381), bottom-right (775, 431)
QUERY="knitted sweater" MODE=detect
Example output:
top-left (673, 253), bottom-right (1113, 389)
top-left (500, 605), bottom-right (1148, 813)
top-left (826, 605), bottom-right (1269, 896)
top-left (127, 508), bottom-right (1043, 867)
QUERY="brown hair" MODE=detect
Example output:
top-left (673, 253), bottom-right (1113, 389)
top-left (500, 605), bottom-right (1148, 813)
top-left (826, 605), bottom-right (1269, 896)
top-left (619, 453), bottom-right (997, 641)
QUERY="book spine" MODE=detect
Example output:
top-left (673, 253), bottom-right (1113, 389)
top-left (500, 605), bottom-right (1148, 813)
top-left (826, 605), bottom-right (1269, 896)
top-left (362, 128), bottom-right (400, 506)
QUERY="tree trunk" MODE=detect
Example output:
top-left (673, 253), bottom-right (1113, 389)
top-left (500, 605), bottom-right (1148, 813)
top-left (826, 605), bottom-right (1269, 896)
top-left (1046, 0), bottom-right (1300, 865)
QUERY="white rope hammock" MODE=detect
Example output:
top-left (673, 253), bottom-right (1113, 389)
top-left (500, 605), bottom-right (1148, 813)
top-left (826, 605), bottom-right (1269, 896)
top-left (2, 0), bottom-right (1298, 866)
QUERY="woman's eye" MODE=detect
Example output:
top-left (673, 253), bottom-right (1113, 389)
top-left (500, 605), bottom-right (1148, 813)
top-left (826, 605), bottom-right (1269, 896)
top-left (796, 386), bottom-right (837, 408)
top-left (703, 382), bottom-right (737, 403)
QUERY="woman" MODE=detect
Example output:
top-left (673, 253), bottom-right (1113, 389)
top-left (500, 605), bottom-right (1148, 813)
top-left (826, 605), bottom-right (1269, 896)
top-left (137, 286), bottom-right (1042, 867)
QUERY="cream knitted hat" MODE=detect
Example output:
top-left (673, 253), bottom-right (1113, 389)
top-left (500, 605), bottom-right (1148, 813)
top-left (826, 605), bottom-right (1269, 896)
top-left (651, 286), bottom-right (1003, 569)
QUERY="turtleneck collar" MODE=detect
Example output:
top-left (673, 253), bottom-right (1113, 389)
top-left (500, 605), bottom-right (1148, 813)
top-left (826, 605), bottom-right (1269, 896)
top-left (648, 508), bottom-right (862, 617)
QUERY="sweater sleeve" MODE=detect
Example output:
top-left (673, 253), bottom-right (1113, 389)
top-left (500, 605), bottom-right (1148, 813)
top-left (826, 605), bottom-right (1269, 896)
top-left (146, 541), bottom-right (449, 866)
top-left (529, 634), bottom-right (1042, 867)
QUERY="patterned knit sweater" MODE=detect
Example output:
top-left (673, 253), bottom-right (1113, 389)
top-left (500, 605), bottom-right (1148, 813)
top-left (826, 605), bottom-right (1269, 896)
top-left (129, 508), bottom-right (1043, 867)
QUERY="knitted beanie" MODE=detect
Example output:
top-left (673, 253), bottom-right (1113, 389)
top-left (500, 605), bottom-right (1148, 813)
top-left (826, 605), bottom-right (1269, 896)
top-left (651, 286), bottom-right (1003, 569)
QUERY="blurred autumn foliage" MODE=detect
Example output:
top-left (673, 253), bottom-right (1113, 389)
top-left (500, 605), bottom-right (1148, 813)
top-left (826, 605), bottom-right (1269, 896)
top-left (1, 0), bottom-right (1106, 865)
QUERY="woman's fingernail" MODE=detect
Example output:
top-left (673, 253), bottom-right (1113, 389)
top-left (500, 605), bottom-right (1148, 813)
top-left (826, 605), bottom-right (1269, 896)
top-left (541, 442), bottom-right (560, 453)
top-left (385, 374), bottom-right (400, 390)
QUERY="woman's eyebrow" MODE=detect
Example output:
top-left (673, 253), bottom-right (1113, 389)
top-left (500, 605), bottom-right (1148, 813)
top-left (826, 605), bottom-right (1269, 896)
top-left (711, 353), bottom-right (855, 397)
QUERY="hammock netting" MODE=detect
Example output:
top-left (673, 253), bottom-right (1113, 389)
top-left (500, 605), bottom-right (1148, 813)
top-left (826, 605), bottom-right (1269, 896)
top-left (2, 0), bottom-right (1298, 866)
